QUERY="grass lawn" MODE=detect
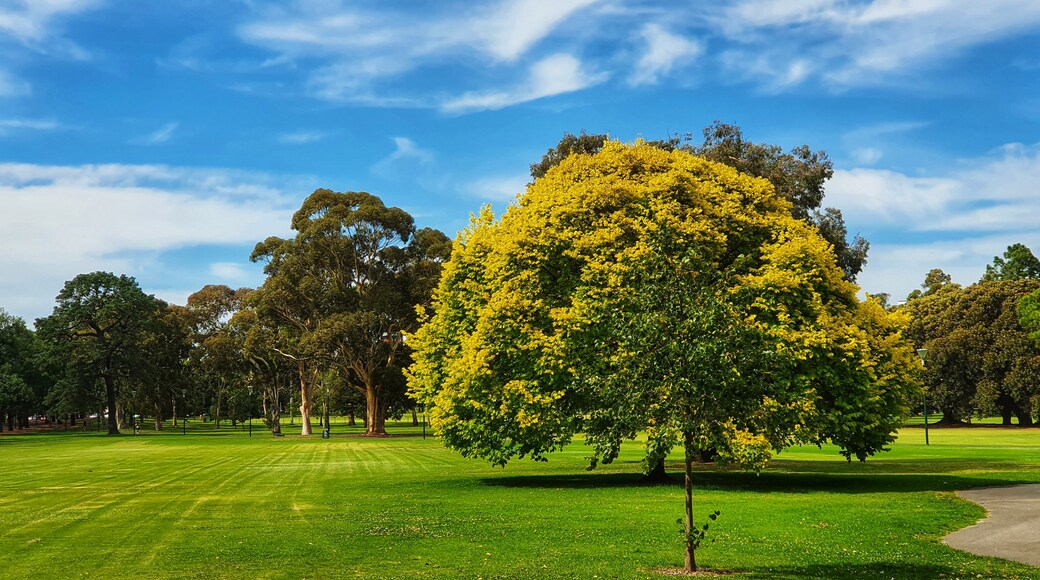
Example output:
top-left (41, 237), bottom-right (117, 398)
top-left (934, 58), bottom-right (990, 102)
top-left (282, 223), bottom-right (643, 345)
top-left (1, 419), bottom-right (1038, 579)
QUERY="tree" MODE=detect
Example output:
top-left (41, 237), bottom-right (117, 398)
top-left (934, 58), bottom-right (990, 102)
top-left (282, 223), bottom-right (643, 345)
top-left (0, 309), bottom-right (44, 431)
top-left (908, 278), bottom-right (1040, 425)
top-left (184, 285), bottom-right (251, 429)
top-left (529, 123), bottom-right (869, 281)
top-left (983, 243), bottom-right (1040, 281)
top-left (410, 142), bottom-right (918, 572)
top-left (1019, 287), bottom-right (1040, 346)
top-left (36, 272), bottom-right (161, 435)
top-left (230, 306), bottom-right (290, 436)
top-left (252, 190), bottom-right (449, 436)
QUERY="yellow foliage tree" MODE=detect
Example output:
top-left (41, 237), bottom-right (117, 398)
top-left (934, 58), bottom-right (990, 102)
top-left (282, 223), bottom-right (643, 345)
top-left (408, 141), bottom-right (919, 572)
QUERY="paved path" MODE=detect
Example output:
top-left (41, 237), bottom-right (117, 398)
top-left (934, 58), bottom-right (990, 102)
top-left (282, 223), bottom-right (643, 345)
top-left (944, 484), bottom-right (1040, 567)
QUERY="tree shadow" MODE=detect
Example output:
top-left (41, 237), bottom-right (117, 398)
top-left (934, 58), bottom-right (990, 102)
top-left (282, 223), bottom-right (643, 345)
top-left (481, 458), bottom-right (1039, 493)
top-left (737, 561), bottom-right (965, 579)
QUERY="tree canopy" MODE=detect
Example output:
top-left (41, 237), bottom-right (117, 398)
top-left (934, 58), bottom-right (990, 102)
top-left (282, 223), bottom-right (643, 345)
top-left (983, 243), bottom-right (1040, 282)
top-left (409, 141), bottom-right (918, 571)
top-left (251, 189), bottom-right (449, 436)
top-left (529, 123), bottom-right (869, 281)
top-left (0, 309), bottom-right (44, 431)
top-left (36, 272), bottom-right (162, 434)
top-left (906, 276), bottom-right (1040, 425)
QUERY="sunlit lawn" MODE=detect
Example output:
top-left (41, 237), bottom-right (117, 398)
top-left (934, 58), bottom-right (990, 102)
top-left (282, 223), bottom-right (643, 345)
top-left (1, 418), bottom-right (1038, 579)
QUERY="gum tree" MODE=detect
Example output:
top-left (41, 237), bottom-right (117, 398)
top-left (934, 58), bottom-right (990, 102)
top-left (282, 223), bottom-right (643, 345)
top-left (409, 142), bottom-right (918, 572)
top-left (252, 189), bottom-right (449, 436)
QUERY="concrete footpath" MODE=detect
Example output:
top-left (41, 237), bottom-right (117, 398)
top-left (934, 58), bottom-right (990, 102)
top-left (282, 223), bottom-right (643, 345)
top-left (944, 484), bottom-right (1040, 567)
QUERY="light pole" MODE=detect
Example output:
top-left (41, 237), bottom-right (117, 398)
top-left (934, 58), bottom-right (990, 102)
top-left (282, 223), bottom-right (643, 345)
top-left (247, 385), bottom-right (254, 438)
top-left (131, 389), bottom-right (138, 435)
top-left (917, 348), bottom-right (929, 446)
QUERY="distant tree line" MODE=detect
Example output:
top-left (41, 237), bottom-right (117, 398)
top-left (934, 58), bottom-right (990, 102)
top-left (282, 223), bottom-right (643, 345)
top-left (1, 191), bottom-right (449, 436)
top-left (902, 243), bottom-right (1040, 426)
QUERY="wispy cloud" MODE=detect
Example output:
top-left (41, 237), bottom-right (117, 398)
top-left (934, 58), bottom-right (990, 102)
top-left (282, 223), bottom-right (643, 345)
top-left (132, 122), bottom-right (179, 145)
top-left (841, 121), bottom-right (927, 166)
top-left (472, 0), bottom-right (601, 62)
top-left (441, 53), bottom-right (607, 113)
top-left (229, 1), bottom-right (1040, 106)
top-left (0, 69), bottom-right (31, 97)
top-left (237, 0), bottom-right (603, 109)
top-left (371, 137), bottom-right (435, 178)
top-left (0, 117), bottom-right (59, 135)
top-left (0, 0), bottom-right (99, 47)
top-left (628, 23), bottom-right (702, 86)
top-left (0, 162), bottom-right (308, 322)
top-left (714, 0), bottom-right (1040, 89)
top-left (208, 262), bottom-right (254, 282)
top-left (278, 130), bottom-right (327, 145)
top-left (465, 174), bottom-right (529, 203)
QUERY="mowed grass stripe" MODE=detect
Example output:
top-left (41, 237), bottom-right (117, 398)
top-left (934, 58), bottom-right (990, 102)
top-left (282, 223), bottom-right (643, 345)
top-left (2, 424), bottom-right (1039, 578)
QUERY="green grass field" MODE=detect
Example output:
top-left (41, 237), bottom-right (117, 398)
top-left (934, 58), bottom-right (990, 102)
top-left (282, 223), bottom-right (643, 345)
top-left (1, 419), bottom-right (1038, 579)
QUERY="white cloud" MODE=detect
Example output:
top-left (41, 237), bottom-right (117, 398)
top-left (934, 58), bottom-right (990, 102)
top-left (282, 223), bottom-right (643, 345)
top-left (132, 122), bottom-right (178, 145)
top-left (826, 142), bottom-right (1040, 298)
top-left (628, 23), bottom-right (702, 86)
top-left (441, 53), bottom-right (607, 113)
top-left (858, 235), bottom-right (1040, 303)
top-left (829, 143), bottom-right (1040, 232)
top-left (0, 162), bottom-right (303, 323)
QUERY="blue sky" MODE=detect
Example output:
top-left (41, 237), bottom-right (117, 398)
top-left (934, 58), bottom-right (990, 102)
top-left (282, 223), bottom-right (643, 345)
top-left (2, 0), bottom-right (1039, 323)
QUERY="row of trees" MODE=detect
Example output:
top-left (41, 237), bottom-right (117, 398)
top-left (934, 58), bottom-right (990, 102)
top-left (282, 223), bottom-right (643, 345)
top-left (5, 122), bottom-right (862, 440)
top-left (901, 243), bottom-right (1040, 426)
top-left (0, 192), bottom-right (450, 437)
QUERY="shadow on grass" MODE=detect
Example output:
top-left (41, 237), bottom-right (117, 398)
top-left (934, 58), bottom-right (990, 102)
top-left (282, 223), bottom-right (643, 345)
top-left (482, 461), bottom-right (1038, 494)
top-left (740, 562), bottom-right (964, 579)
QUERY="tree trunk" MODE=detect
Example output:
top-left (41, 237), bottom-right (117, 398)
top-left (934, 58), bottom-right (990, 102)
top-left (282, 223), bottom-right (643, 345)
top-left (411, 408), bottom-right (419, 426)
top-left (269, 385), bottom-right (282, 436)
top-left (172, 397), bottom-right (178, 427)
top-left (937, 412), bottom-right (965, 425)
top-left (363, 385), bottom-right (386, 436)
top-left (1016, 407), bottom-right (1033, 427)
top-left (105, 375), bottom-right (119, 435)
top-left (348, 412), bottom-right (356, 426)
top-left (298, 362), bottom-right (312, 436)
top-left (644, 459), bottom-right (671, 483)
top-left (683, 431), bottom-right (697, 573)
top-left (154, 404), bottom-right (163, 430)
top-left (214, 390), bottom-right (223, 429)
top-left (1001, 406), bottom-right (1014, 425)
